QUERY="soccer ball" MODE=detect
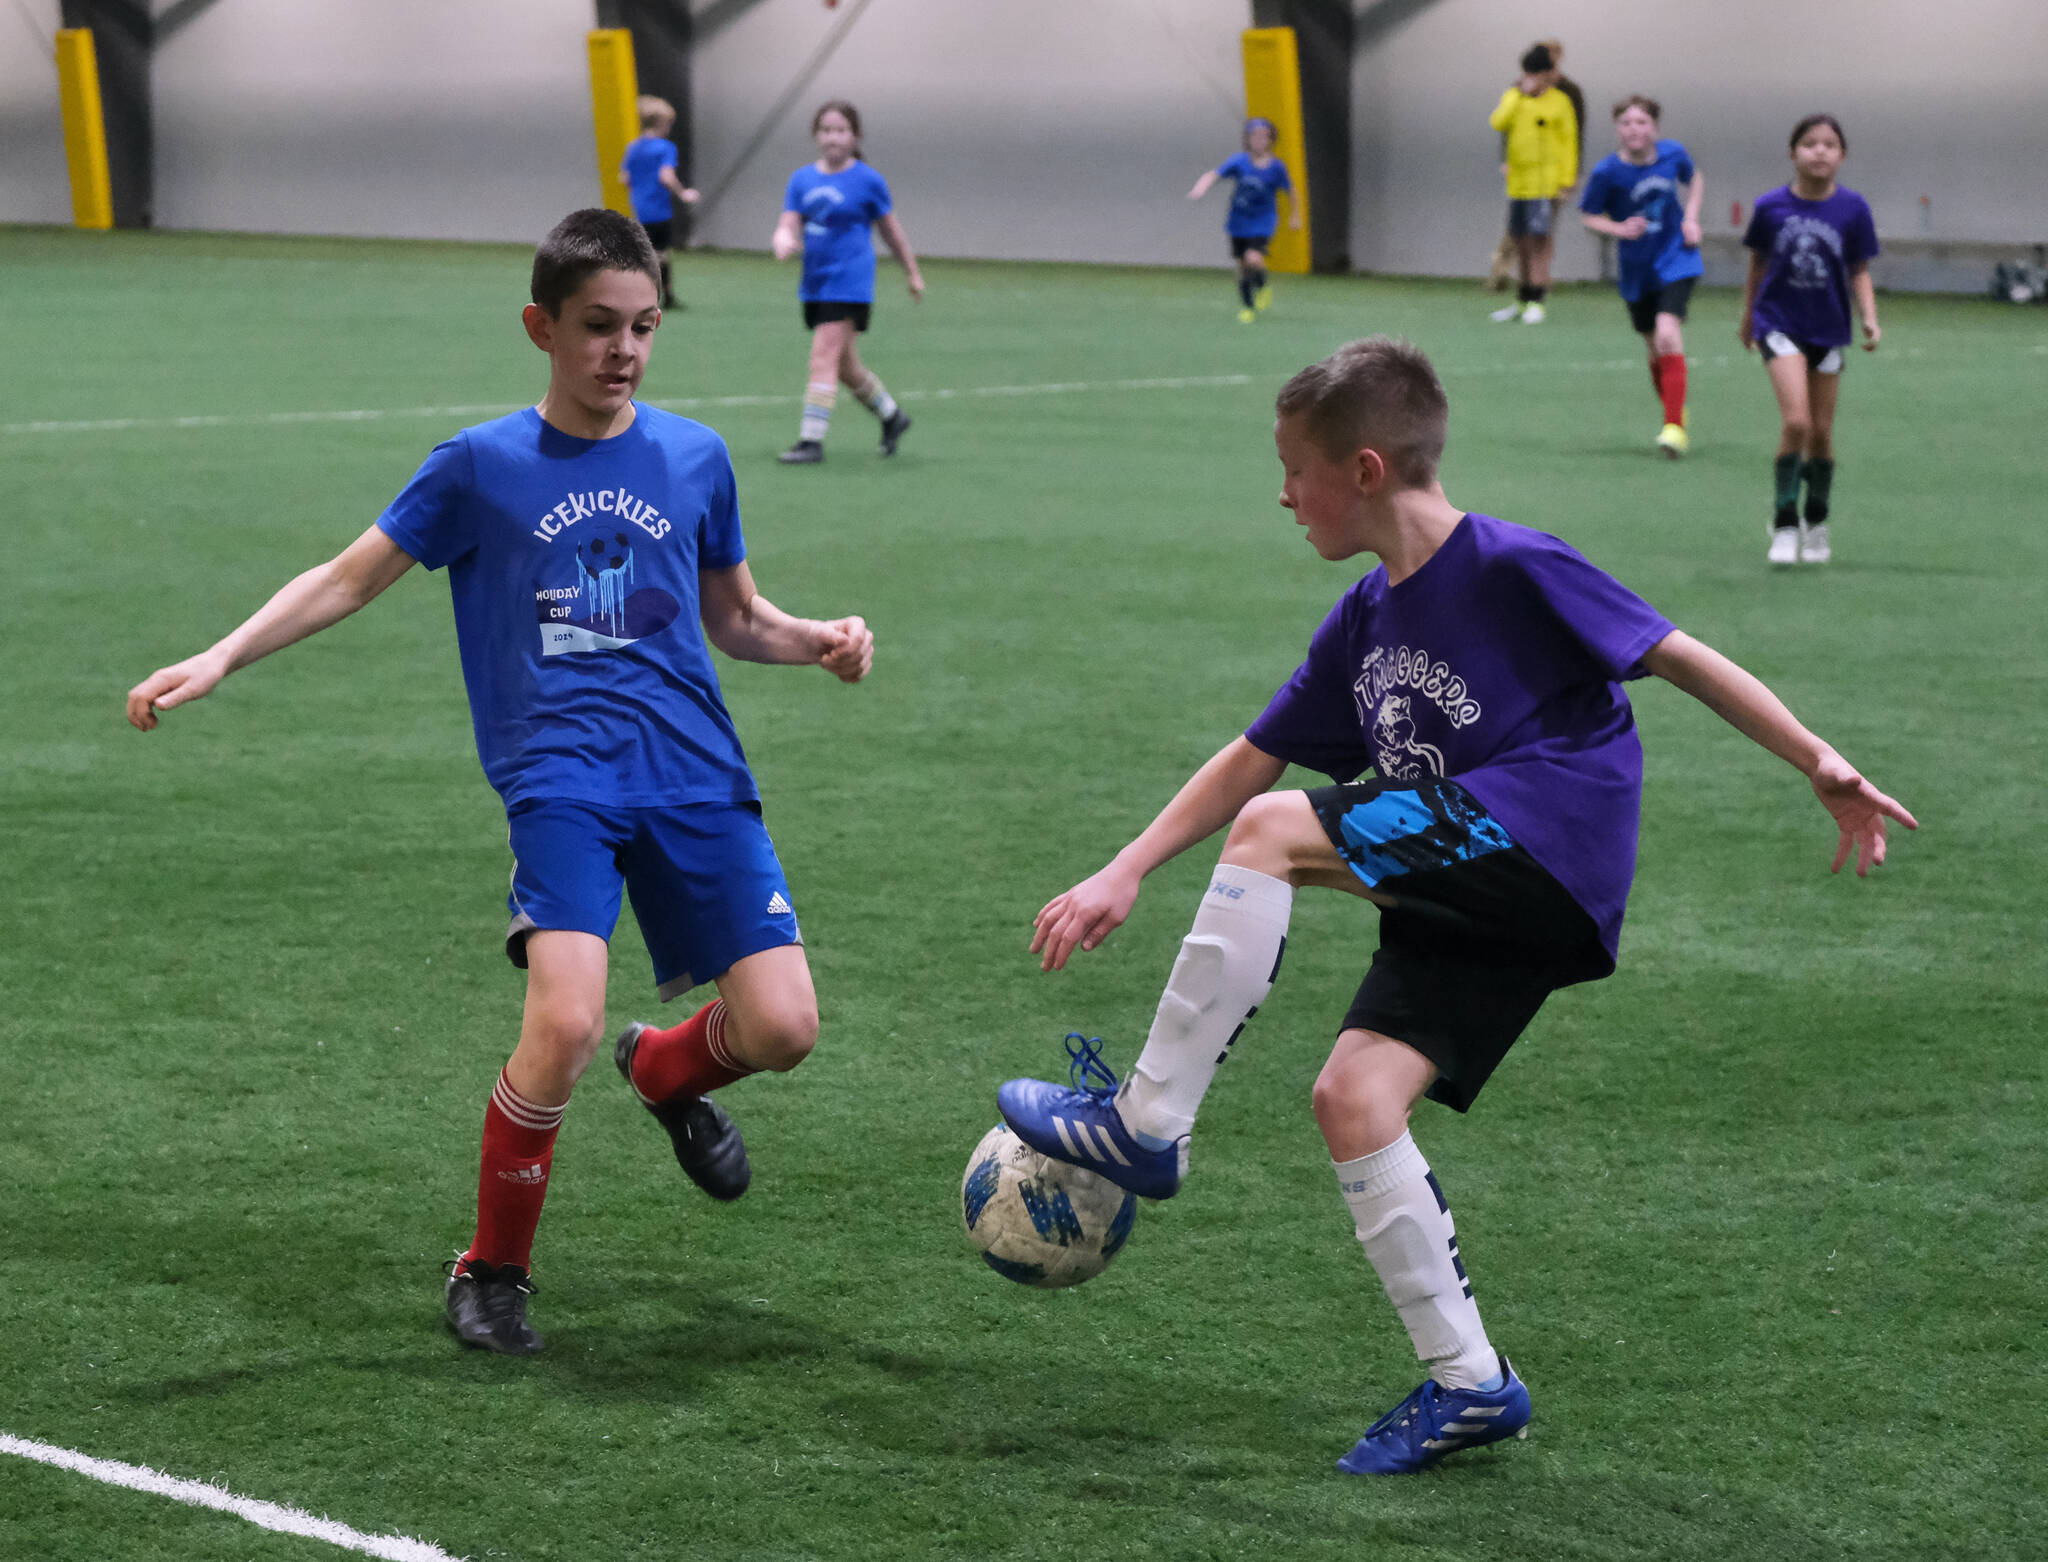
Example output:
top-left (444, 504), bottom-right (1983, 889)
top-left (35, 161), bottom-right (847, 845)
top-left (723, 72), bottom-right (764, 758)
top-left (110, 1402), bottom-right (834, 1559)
top-left (960, 1124), bottom-right (1136, 1289)
top-left (584, 530), bottom-right (632, 574)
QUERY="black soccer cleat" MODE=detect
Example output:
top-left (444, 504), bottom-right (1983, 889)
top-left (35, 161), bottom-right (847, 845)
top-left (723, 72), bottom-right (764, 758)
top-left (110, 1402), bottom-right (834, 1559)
top-left (444, 1257), bottom-right (544, 1356)
top-left (778, 439), bottom-right (824, 465)
top-left (614, 1022), bottom-right (753, 1201)
top-left (878, 409), bottom-right (912, 456)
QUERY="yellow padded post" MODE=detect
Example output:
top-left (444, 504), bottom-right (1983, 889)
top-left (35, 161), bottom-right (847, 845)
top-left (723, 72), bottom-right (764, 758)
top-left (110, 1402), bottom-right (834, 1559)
top-left (1240, 26), bottom-right (1309, 275)
top-left (587, 29), bottom-right (640, 217)
top-left (55, 28), bottom-right (113, 231)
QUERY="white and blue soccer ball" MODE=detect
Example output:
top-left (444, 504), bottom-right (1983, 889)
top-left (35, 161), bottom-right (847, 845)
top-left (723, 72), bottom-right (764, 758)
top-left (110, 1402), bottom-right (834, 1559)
top-left (961, 1124), bottom-right (1136, 1289)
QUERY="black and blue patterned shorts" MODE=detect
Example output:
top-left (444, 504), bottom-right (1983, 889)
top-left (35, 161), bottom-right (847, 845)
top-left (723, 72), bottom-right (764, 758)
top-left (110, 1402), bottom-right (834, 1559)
top-left (1307, 776), bottom-right (1607, 1112)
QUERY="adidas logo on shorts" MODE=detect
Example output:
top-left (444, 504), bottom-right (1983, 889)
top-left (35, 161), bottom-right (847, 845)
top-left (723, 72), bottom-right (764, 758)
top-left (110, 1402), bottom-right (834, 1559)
top-left (766, 892), bottom-right (793, 916)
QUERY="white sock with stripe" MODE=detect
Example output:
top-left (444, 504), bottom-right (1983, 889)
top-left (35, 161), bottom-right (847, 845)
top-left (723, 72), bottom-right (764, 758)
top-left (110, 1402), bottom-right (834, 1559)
top-left (1334, 1133), bottom-right (1500, 1391)
top-left (799, 382), bottom-right (836, 443)
top-left (1116, 864), bottom-right (1292, 1147)
top-left (848, 369), bottom-right (898, 421)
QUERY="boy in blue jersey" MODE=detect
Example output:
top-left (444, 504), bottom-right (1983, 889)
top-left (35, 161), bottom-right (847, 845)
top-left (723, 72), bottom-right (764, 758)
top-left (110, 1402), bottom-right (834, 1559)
top-left (771, 100), bottom-right (923, 465)
top-left (622, 96), bottom-right (699, 309)
top-left (1579, 95), bottom-right (1705, 456)
top-left (1187, 118), bottom-right (1300, 323)
top-left (997, 337), bottom-right (1913, 1475)
top-left (126, 210), bottom-right (874, 1356)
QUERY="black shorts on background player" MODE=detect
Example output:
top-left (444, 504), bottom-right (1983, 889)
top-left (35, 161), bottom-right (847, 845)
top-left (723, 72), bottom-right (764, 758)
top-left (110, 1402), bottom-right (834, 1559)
top-left (1625, 276), bottom-right (1695, 335)
top-left (1232, 233), bottom-right (1275, 259)
top-left (803, 300), bottom-right (871, 332)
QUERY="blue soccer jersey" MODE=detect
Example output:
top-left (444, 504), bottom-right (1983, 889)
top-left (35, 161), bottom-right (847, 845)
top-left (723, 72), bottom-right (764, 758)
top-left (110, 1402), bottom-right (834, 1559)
top-left (375, 405), bottom-right (757, 811)
top-left (1215, 152), bottom-right (1293, 239)
top-left (783, 160), bottom-right (893, 303)
top-left (1579, 140), bottom-right (1704, 301)
top-left (623, 135), bottom-right (680, 223)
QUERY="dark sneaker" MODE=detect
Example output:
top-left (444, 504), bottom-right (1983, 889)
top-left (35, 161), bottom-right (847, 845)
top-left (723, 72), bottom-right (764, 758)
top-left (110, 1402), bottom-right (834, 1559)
top-left (1336, 1358), bottom-right (1531, 1475)
top-left (879, 409), bottom-right (912, 456)
top-left (614, 1022), bottom-right (752, 1201)
top-left (778, 440), bottom-right (824, 465)
top-left (444, 1257), bottom-right (544, 1356)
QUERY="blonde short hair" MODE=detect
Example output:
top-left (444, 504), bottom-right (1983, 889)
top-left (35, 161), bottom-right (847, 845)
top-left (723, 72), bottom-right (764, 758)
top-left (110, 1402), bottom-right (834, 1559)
top-left (638, 95), bottom-right (675, 131)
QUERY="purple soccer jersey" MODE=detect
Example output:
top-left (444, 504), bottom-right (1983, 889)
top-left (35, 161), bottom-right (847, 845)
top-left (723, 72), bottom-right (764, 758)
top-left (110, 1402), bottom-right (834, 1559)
top-left (1244, 514), bottom-right (1675, 964)
top-left (1743, 185), bottom-right (1879, 348)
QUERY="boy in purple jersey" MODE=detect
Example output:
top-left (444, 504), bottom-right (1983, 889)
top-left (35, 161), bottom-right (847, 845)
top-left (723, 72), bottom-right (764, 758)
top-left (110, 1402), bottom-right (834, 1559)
top-left (1740, 114), bottom-right (1881, 567)
top-left (997, 336), bottom-right (1913, 1475)
top-left (126, 210), bottom-right (874, 1356)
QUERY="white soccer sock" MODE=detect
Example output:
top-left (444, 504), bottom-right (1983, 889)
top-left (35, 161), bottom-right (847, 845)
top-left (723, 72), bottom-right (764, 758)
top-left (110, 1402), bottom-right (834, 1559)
top-left (848, 370), bottom-right (898, 422)
top-left (1116, 864), bottom-right (1292, 1146)
top-left (799, 382), bottom-right (836, 443)
top-left (1334, 1133), bottom-right (1500, 1390)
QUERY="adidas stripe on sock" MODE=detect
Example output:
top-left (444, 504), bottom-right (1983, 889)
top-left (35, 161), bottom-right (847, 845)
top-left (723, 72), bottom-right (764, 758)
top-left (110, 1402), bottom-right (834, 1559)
top-left (468, 1069), bottom-right (566, 1272)
top-left (1333, 1132), bottom-right (1500, 1391)
top-left (1118, 864), bottom-right (1292, 1147)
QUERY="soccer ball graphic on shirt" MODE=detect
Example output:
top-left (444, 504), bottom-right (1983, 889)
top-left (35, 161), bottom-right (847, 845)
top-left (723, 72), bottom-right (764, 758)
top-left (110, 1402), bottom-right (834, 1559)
top-left (583, 530), bottom-right (633, 576)
top-left (961, 1124), bottom-right (1136, 1288)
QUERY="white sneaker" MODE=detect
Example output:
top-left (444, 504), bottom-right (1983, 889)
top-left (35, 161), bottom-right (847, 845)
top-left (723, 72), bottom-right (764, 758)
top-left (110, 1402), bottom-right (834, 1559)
top-left (1521, 302), bottom-right (1546, 324)
top-left (1768, 526), bottom-right (1799, 566)
top-left (1799, 521), bottom-right (1831, 564)
top-left (1489, 302), bottom-right (1525, 323)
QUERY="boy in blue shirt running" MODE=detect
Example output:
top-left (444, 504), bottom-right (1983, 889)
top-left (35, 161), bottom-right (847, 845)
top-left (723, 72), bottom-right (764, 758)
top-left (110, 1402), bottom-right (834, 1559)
top-left (126, 209), bottom-right (874, 1356)
top-left (1579, 94), bottom-right (1705, 456)
top-left (621, 96), bottom-right (698, 309)
top-left (1187, 118), bottom-right (1300, 323)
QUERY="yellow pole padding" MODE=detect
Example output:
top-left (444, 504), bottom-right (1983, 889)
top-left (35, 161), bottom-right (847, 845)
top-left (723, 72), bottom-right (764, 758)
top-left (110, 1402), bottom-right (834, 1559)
top-left (1240, 27), bottom-right (1309, 275)
top-left (587, 29), bottom-right (640, 218)
top-left (55, 29), bottom-right (113, 231)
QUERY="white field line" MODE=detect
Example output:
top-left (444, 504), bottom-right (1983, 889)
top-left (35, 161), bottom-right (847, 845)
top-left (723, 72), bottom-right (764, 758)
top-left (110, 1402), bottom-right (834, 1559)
top-left (0, 1432), bottom-right (467, 1562)
top-left (0, 343), bottom-right (1991, 438)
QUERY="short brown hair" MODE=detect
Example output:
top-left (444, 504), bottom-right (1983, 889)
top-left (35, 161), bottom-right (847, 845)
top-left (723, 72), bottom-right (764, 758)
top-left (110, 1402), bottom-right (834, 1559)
top-left (1613, 94), bottom-right (1661, 122)
top-left (1275, 337), bottom-right (1449, 486)
top-left (530, 208), bottom-right (662, 316)
top-left (638, 95), bottom-right (674, 131)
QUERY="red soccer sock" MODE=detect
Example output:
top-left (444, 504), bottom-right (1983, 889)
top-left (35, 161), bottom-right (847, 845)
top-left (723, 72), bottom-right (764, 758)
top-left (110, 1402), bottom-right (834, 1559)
top-left (463, 1070), bottom-right (564, 1275)
top-left (626, 998), bottom-right (754, 1104)
top-left (1656, 353), bottom-right (1688, 426)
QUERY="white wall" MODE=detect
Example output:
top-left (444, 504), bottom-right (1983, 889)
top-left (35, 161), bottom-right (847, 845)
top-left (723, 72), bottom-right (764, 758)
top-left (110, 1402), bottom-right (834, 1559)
top-left (152, 0), bottom-right (598, 241)
top-left (689, 0), bottom-right (1253, 266)
top-left (1352, 0), bottom-right (2048, 281)
top-left (0, 0), bottom-right (74, 225)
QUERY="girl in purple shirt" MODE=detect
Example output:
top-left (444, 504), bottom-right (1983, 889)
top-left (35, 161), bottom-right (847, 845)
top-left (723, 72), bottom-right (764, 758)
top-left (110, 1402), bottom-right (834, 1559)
top-left (1740, 114), bottom-right (1882, 567)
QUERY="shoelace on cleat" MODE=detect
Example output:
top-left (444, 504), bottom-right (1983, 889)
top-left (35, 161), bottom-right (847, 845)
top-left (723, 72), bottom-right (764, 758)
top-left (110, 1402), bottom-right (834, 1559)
top-left (1063, 1032), bottom-right (1119, 1095)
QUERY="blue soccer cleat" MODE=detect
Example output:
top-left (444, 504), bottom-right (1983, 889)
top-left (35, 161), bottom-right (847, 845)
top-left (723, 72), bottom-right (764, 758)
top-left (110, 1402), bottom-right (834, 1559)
top-left (997, 1034), bottom-right (1186, 1201)
top-left (1335, 1358), bottom-right (1532, 1475)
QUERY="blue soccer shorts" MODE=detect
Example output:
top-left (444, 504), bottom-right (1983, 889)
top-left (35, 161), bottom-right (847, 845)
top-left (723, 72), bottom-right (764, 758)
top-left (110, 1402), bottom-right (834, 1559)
top-left (503, 799), bottom-right (801, 1000)
top-left (1306, 776), bottom-right (1606, 1112)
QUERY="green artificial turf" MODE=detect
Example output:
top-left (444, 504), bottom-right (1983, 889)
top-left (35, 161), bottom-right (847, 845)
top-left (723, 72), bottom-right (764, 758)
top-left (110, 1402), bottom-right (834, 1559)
top-left (1, 225), bottom-right (2043, 1561)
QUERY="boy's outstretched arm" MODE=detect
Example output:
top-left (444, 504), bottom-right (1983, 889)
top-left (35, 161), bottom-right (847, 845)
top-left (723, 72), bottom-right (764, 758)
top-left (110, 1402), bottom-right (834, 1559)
top-left (1033, 735), bottom-right (1286, 971)
top-left (1641, 630), bottom-right (1917, 876)
top-left (125, 525), bottom-right (416, 731)
top-left (1187, 170), bottom-right (1220, 200)
top-left (699, 562), bottom-right (871, 682)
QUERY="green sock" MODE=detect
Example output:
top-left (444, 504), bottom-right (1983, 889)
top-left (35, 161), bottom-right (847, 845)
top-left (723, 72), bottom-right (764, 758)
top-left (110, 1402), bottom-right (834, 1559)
top-left (1803, 458), bottom-right (1835, 523)
top-left (1773, 453), bottom-right (1801, 527)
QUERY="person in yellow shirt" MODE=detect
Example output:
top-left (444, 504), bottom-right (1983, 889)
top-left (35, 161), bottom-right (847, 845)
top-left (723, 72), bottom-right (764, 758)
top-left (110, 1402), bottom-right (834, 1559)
top-left (1487, 45), bottom-right (1578, 323)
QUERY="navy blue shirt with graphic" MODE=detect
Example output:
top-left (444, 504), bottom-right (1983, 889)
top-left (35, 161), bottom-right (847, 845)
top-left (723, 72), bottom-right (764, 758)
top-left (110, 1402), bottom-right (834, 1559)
top-left (376, 405), bottom-right (756, 810)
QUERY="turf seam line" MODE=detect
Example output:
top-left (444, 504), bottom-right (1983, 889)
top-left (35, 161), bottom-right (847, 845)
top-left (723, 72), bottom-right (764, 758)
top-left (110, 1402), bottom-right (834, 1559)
top-left (0, 1432), bottom-right (467, 1562)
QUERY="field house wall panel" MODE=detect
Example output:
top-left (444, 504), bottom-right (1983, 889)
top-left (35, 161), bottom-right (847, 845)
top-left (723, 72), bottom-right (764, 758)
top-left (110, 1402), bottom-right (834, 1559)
top-left (1, 0), bottom-right (75, 225)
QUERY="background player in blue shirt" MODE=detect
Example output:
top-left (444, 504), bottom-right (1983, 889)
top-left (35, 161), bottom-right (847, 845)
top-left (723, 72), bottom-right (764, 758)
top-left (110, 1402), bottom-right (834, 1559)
top-left (126, 209), bottom-right (875, 1356)
top-left (1187, 118), bottom-right (1299, 323)
top-left (996, 336), bottom-right (1912, 1477)
top-left (621, 95), bottom-right (699, 310)
top-left (771, 100), bottom-right (923, 465)
top-left (1741, 114), bottom-right (1881, 567)
top-left (1579, 95), bottom-right (1705, 457)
